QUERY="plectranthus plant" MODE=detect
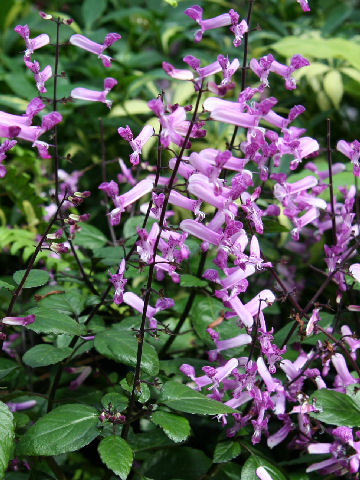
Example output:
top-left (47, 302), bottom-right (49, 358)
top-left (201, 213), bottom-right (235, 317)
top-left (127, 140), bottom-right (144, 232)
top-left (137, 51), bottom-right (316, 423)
top-left (0, 1), bottom-right (359, 479)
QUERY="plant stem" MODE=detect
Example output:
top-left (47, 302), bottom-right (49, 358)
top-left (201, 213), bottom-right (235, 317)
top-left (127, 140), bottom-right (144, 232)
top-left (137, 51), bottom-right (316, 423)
top-left (327, 118), bottom-right (337, 244)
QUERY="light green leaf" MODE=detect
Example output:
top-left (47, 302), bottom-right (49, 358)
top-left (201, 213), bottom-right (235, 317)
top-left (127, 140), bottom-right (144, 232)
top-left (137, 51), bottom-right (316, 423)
top-left (74, 224), bottom-right (107, 250)
top-left (213, 440), bottom-right (241, 463)
top-left (26, 308), bottom-right (86, 336)
top-left (162, 0), bottom-right (177, 5)
top-left (0, 401), bottom-right (15, 478)
top-left (309, 389), bottom-right (360, 427)
top-left (13, 269), bottom-right (50, 289)
top-left (109, 100), bottom-right (150, 118)
top-left (241, 455), bottom-right (286, 480)
top-left (294, 62), bottom-right (329, 81)
top-left (323, 70), bottom-right (343, 108)
top-left (151, 410), bottom-right (190, 443)
top-left (94, 328), bottom-right (159, 376)
top-left (341, 67), bottom-right (360, 84)
top-left (17, 404), bottom-right (98, 456)
top-left (23, 345), bottom-right (72, 368)
top-left (180, 274), bottom-right (207, 288)
top-left (159, 381), bottom-right (237, 415)
top-left (82, 0), bottom-right (106, 29)
top-left (0, 280), bottom-right (15, 291)
top-left (98, 436), bottom-right (133, 480)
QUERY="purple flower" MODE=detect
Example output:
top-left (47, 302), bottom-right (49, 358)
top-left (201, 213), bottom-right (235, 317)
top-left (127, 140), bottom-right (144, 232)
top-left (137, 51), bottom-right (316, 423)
top-left (109, 259), bottom-right (127, 304)
top-left (2, 315), bottom-right (35, 326)
top-left (71, 78), bottom-right (117, 109)
top-left (297, 0), bottom-right (310, 12)
top-left (256, 467), bottom-right (274, 480)
top-left (185, 5), bottom-right (233, 43)
top-left (0, 139), bottom-right (17, 177)
top-left (69, 33), bottom-right (121, 67)
top-left (7, 400), bottom-right (36, 412)
top-left (14, 24), bottom-right (49, 58)
top-left (337, 139), bottom-right (360, 177)
top-left (118, 124), bottom-right (154, 165)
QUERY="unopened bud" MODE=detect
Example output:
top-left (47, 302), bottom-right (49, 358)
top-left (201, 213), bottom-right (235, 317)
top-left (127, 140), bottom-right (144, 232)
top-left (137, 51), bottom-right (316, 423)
top-left (74, 191), bottom-right (91, 198)
top-left (50, 243), bottom-right (69, 254)
top-left (63, 18), bottom-right (74, 25)
top-left (68, 214), bottom-right (80, 222)
top-left (39, 11), bottom-right (53, 20)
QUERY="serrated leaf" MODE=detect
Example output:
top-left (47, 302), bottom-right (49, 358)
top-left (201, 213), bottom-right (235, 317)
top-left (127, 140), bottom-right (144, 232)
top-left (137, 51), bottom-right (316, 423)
top-left (323, 70), bottom-right (343, 108)
top-left (13, 269), bottom-right (50, 289)
top-left (23, 345), bottom-right (72, 368)
top-left (74, 224), bottom-right (107, 250)
top-left (94, 328), bottom-right (159, 376)
top-left (213, 441), bottom-right (241, 463)
top-left (98, 436), bottom-right (133, 480)
top-left (159, 381), bottom-right (237, 415)
top-left (309, 389), bottom-right (360, 427)
top-left (17, 404), bottom-right (98, 456)
top-left (82, 0), bottom-right (106, 28)
top-left (26, 308), bottom-right (86, 336)
top-left (241, 455), bottom-right (286, 480)
top-left (151, 411), bottom-right (190, 443)
top-left (0, 401), bottom-right (15, 478)
top-left (180, 274), bottom-right (207, 288)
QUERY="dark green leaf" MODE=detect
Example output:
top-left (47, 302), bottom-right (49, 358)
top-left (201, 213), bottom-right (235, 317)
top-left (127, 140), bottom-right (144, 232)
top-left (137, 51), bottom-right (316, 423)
top-left (39, 290), bottom-right (85, 316)
top-left (26, 308), bottom-right (86, 336)
top-left (241, 455), bottom-right (286, 480)
top-left (0, 401), bottom-right (15, 478)
top-left (0, 359), bottom-right (19, 381)
top-left (309, 389), bottom-right (360, 427)
top-left (74, 224), bottom-right (107, 250)
top-left (98, 436), bottom-right (133, 480)
top-left (159, 381), bottom-right (237, 415)
top-left (123, 216), bottom-right (155, 239)
top-left (151, 410), bottom-right (190, 443)
top-left (191, 297), bottom-right (222, 347)
top-left (13, 269), bottom-right (50, 289)
top-left (213, 441), bottom-right (241, 463)
top-left (262, 218), bottom-right (289, 233)
top-left (101, 392), bottom-right (128, 412)
top-left (23, 345), bottom-right (72, 368)
top-left (180, 274), bottom-right (207, 288)
top-left (17, 404), bottom-right (99, 456)
top-left (93, 246), bottom-right (125, 266)
top-left (94, 328), bottom-right (159, 376)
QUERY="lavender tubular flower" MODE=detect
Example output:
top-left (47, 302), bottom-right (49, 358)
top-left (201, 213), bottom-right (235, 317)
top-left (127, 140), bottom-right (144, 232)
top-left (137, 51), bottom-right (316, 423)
top-left (185, 6), bottom-right (233, 42)
top-left (14, 24), bottom-right (49, 57)
top-left (118, 124), bottom-right (154, 166)
top-left (69, 33), bottom-right (121, 67)
top-left (71, 78), bottom-right (117, 109)
top-left (336, 139), bottom-right (360, 177)
top-left (2, 315), bottom-right (35, 326)
top-left (7, 400), bottom-right (36, 412)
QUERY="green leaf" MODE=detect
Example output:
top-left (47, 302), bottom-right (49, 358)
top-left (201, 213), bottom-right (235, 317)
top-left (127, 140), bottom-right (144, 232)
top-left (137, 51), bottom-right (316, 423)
top-left (180, 274), bottom-right (207, 288)
top-left (23, 345), bottom-right (72, 368)
top-left (0, 401), bottom-right (15, 478)
top-left (101, 392), bottom-right (128, 412)
top-left (82, 0), bottom-right (106, 28)
top-left (321, 4), bottom-right (353, 36)
top-left (93, 246), bottom-right (125, 266)
top-left (262, 218), bottom-right (289, 233)
top-left (74, 224), bottom-right (107, 250)
top-left (151, 411), bottom-right (190, 443)
top-left (213, 441), bottom-right (241, 463)
top-left (309, 389), bottom-right (360, 427)
top-left (26, 308), bottom-right (86, 336)
top-left (191, 296), bottom-right (223, 347)
top-left (123, 216), bottom-right (155, 239)
top-left (159, 381), bottom-right (237, 415)
top-left (109, 100), bottom-right (150, 118)
top-left (13, 269), bottom-right (50, 289)
top-left (94, 328), bottom-right (159, 376)
top-left (323, 70), bottom-right (343, 108)
top-left (0, 280), bottom-right (15, 291)
top-left (241, 455), bottom-right (286, 480)
top-left (98, 436), bottom-right (133, 480)
top-left (39, 290), bottom-right (85, 316)
top-left (17, 404), bottom-right (98, 456)
top-left (0, 359), bottom-right (19, 381)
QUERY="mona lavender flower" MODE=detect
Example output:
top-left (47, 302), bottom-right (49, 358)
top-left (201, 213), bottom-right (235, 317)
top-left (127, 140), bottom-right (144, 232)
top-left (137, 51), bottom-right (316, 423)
top-left (71, 78), bottom-right (117, 109)
top-left (118, 124), bottom-right (154, 165)
top-left (69, 33), bottom-right (121, 67)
